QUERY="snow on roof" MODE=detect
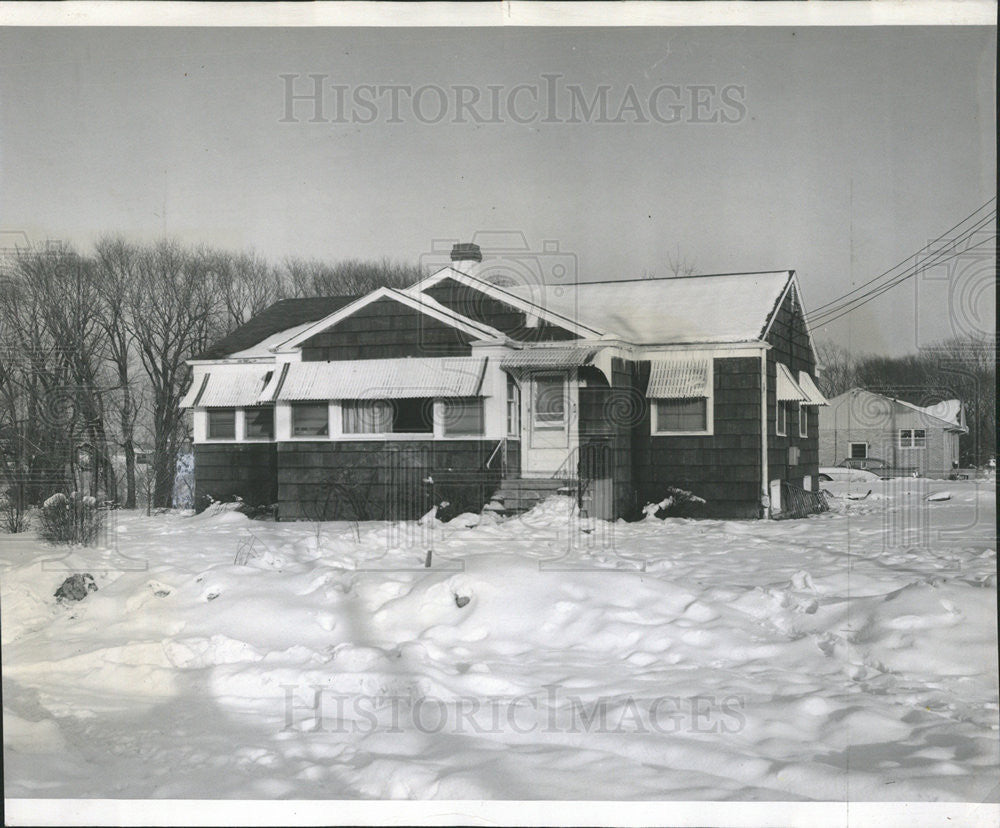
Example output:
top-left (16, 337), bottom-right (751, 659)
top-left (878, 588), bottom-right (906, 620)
top-left (193, 296), bottom-right (358, 361)
top-left (503, 271), bottom-right (793, 344)
top-left (895, 397), bottom-right (967, 431)
top-left (260, 357), bottom-right (488, 402)
top-left (229, 320), bottom-right (318, 357)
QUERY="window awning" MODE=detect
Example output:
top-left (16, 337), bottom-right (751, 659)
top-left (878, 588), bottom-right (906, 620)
top-left (646, 357), bottom-right (712, 398)
top-left (797, 370), bottom-right (828, 405)
top-left (259, 357), bottom-right (488, 402)
top-left (775, 362), bottom-right (809, 402)
top-left (499, 347), bottom-right (600, 369)
top-left (180, 366), bottom-right (274, 408)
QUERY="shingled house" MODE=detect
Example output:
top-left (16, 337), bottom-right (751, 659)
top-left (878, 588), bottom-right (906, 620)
top-left (819, 388), bottom-right (967, 477)
top-left (182, 244), bottom-right (827, 520)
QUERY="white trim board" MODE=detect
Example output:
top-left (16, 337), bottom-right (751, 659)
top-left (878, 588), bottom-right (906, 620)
top-left (272, 286), bottom-right (507, 353)
top-left (412, 266), bottom-right (605, 339)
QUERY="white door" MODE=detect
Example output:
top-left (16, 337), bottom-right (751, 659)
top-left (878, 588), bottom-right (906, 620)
top-left (522, 372), bottom-right (572, 476)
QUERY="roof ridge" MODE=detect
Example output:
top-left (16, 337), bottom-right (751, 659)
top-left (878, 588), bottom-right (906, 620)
top-left (567, 270), bottom-right (792, 285)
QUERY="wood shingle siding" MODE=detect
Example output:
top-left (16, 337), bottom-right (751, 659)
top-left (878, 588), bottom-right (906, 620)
top-left (632, 356), bottom-right (763, 518)
top-left (194, 444), bottom-right (278, 507)
top-left (424, 278), bottom-right (582, 342)
top-left (765, 286), bottom-right (820, 492)
top-left (299, 297), bottom-right (476, 361)
top-left (275, 439), bottom-right (509, 521)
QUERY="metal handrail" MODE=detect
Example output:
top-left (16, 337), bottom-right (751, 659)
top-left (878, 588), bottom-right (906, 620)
top-left (485, 438), bottom-right (506, 472)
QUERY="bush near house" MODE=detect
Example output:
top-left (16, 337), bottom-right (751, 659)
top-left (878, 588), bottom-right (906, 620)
top-left (39, 492), bottom-right (103, 545)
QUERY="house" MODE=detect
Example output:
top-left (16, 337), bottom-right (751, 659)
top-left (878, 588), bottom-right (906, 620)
top-left (181, 243), bottom-right (827, 520)
top-left (818, 388), bottom-right (967, 477)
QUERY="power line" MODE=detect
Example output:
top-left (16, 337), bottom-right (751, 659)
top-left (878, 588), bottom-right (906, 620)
top-left (809, 232), bottom-right (997, 328)
top-left (807, 210), bottom-right (996, 324)
top-left (807, 197), bottom-right (996, 316)
top-left (807, 209), bottom-right (996, 325)
top-left (810, 231), bottom-right (996, 327)
top-left (809, 224), bottom-right (996, 326)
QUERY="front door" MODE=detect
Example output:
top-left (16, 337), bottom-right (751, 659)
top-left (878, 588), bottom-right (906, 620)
top-left (522, 371), bottom-right (572, 476)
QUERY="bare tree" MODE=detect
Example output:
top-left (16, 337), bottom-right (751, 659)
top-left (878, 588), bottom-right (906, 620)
top-left (200, 247), bottom-right (286, 330)
top-left (123, 241), bottom-right (218, 507)
top-left (0, 244), bottom-right (117, 505)
top-left (814, 340), bottom-right (858, 398)
top-left (93, 237), bottom-right (144, 507)
top-left (282, 256), bottom-right (425, 297)
top-left (665, 246), bottom-right (698, 277)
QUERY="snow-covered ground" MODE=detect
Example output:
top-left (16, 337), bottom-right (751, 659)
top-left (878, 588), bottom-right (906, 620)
top-left (2, 478), bottom-right (997, 801)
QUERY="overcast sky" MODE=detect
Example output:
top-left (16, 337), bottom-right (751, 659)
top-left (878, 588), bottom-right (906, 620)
top-left (0, 25), bottom-right (994, 355)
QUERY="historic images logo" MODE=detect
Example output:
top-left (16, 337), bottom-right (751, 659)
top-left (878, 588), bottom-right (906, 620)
top-left (279, 74), bottom-right (747, 126)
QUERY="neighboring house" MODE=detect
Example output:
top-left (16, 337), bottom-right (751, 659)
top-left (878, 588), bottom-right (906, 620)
top-left (182, 244), bottom-right (826, 520)
top-left (818, 388), bottom-right (967, 477)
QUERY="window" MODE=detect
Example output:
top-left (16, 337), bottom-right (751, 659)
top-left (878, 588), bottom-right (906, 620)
top-left (392, 399), bottom-right (434, 433)
top-left (532, 374), bottom-right (566, 429)
top-left (776, 400), bottom-right (787, 436)
top-left (850, 442), bottom-right (868, 459)
top-left (208, 409), bottom-right (236, 439)
top-left (443, 398), bottom-right (484, 436)
top-left (506, 375), bottom-right (520, 436)
top-left (292, 403), bottom-right (329, 437)
top-left (899, 428), bottom-right (926, 448)
top-left (798, 404), bottom-right (808, 437)
top-left (654, 398), bottom-right (708, 433)
top-left (341, 399), bottom-right (433, 434)
top-left (245, 407), bottom-right (273, 439)
top-left (342, 400), bottom-right (391, 434)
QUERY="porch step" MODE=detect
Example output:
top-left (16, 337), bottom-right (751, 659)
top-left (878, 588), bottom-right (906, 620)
top-left (488, 477), bottom-right (582, 514)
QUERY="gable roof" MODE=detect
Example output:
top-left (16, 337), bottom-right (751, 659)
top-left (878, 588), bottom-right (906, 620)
top-left (193, 296), bottom-right (358, 360)
top-left (275, 286), bottom-right (507, 352)
top-left (828, 388), bottom-right (968, 432)
top-left (412, 267), bottom-right (605, 338)
top-left (500, 270), bottom-right (793, 344)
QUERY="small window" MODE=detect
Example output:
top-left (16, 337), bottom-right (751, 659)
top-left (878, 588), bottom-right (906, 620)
top-left (533, 374), bottom-right (566, 429)
top-left (798, 404), bottom-right (808, 437)
top-left (506, 375), bottom-right (520, 436)
top-left (850, 442), bottom-right (868, 459)
top-left (899, 428), bottom-right (926, 448)
top-left (208, 409), bottom-right (236, 440)
top-left (245, 407), bottom-right (274, 439)
top-left (443, 398), bottom-right (484, 436)
top-left (655, 398), bottom-right (708, 433)
top-left (292, 403), bottom-right (329, 437)
top-left (776, 400), bottom-right (787, 436)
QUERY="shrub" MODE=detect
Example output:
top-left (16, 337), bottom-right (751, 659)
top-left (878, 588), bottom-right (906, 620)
top-left (39, 492), bottom-right (103, 545)
top-left (0, 490), bottom-right (30, 534)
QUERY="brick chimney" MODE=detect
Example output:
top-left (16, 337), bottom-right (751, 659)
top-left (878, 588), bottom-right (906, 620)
top-left (450, 242), bottom-right (482, 273)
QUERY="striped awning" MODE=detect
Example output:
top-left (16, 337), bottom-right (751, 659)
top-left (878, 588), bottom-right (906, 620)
top-left (259, 357), bottom-right (488, 402)
top-left (500, 347), bottom-right (599, 369)
top-left (646, 357), bottom-right (711, 398)
top-left (776, 362), bottom-right (809, 402)
top-left (797, 370), bottom-right (828, 405)
top-left (180, 366), bottom-right (274, 408)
